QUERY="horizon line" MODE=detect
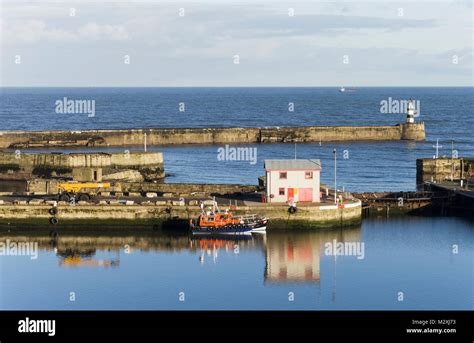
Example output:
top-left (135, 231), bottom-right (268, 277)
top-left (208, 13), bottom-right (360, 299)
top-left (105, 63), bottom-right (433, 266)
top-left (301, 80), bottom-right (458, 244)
top-left (1, 85), bottom-right (473, 88)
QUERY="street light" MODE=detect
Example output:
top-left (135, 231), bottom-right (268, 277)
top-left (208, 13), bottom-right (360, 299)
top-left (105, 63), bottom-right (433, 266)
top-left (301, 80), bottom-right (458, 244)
top-left (333, 148), bottom-right (337, 204)
top-left (144, 132), bottom-right (147, 152)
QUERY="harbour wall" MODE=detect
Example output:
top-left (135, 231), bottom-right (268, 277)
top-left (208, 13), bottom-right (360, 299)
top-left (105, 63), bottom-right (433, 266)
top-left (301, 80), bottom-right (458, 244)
top-left (17, 180), bottom-right (258, 196)
top-left (0, 123), bottom-right (425, 148)
top-left (0, 151), bottom-right (165, 182)
top-left (0, 202), bottom-right (362, 229)
top-left (416, 157), bottom-right (474, 184)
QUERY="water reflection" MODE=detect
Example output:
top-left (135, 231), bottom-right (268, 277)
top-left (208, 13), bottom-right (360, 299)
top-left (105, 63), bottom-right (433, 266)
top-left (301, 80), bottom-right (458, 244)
top-left (265, 228), bottom-right (361, 284)
top-left (1, 217), bottom-right (471, 310)
top-left (191, 235), bottom-right (259, 265)
top-left (0, 227), bottom-right (361, 285)
top-left (56, 248), bottom-right (120, 268)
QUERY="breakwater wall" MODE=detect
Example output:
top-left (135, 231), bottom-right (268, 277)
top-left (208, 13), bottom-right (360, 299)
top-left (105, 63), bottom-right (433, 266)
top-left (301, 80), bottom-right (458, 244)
top-left (416, 157), bottom-right (474, 184)
top-left (0, 123), bottom-right (425, 148)
top-left (0, 151), bottom-right (164, 182)
top-left (0, 201), bottom-right (362, 229)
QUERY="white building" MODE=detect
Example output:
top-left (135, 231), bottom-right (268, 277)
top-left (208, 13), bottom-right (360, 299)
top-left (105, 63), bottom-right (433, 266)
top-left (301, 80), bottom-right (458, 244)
top-left (264, 159), bottom-right (321, 203)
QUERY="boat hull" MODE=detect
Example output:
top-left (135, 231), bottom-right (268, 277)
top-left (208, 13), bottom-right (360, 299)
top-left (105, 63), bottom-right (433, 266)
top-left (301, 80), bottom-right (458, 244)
top-left (191, 221), bottom-right (267, 235)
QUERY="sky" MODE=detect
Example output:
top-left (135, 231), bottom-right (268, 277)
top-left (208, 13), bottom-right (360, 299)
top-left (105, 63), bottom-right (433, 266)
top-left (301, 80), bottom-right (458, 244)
top-left (0, 0), bottom-right (473, 87)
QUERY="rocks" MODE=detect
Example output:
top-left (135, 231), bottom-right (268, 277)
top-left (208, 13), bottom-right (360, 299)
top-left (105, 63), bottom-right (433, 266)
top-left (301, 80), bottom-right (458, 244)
top-left (155, 200), bottom-right (167, 206)
top-left (125, 200), bottom-right (134, 205)
top-left (102, 170), bottom-right (144, 182)
top-left (188, 200), bottom-right (199, 206)
top-left (146, 192), bottom-right (158, 198)
top-left (163, 193), bottom-right (174, 198)
top-left (28, 199), bottom-right (44, 205)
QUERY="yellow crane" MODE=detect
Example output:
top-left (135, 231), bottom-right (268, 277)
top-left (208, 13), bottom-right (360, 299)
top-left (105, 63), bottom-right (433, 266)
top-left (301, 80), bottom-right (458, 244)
top-left (57, 182), bottom-right (110, 201)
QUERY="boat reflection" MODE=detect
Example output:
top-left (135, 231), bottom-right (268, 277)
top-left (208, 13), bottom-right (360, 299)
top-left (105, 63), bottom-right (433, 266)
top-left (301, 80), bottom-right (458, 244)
top-left (190, 234), bottom-right (262, 265)
top-left (0, 226), bottom-right (361, 283)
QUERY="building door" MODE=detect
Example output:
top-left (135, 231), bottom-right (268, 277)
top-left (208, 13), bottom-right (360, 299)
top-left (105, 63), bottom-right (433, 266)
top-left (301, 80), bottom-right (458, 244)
top-left (299, 188), bottom-right (313, 202)
top-left (287, 188), bottom-right (294, 202)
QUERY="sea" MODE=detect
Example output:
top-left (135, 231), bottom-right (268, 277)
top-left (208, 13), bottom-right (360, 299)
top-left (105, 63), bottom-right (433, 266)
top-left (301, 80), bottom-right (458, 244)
top-left (0, 87), bottom-right (472, 310)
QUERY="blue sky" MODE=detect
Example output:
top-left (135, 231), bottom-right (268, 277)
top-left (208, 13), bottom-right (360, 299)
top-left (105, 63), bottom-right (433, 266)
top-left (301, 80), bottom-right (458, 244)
top-left (1, 0), bottom-right (472, 86)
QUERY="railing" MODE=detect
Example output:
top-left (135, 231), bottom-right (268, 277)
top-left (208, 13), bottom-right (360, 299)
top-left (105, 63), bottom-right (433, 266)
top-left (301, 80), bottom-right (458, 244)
top-left (234, 214), bottom-right (261, 223)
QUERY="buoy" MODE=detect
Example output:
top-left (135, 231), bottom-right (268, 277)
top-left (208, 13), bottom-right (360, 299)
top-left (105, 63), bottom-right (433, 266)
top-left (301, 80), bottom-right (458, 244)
top-left (288, 206), bottom-right (297, 214)
top-left (48, 208), bottom-right (57, 216)
top-left (50, 217), bottom-right (58, 225)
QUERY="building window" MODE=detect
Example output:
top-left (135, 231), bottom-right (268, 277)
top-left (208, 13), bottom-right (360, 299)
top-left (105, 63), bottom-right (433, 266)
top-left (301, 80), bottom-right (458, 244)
top-left (305, 171), bottom-right (313, 179)
top-left (279, 188), bottom-right (285, 196)
top-left (279, 172), bottom-right (287, 179)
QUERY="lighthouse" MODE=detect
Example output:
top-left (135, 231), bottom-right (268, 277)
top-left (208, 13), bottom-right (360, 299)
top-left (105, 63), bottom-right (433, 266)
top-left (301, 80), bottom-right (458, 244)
top-left (406, 99), bottom-right (415, 124)
top-left (401, 98), bottom-right (425, 141)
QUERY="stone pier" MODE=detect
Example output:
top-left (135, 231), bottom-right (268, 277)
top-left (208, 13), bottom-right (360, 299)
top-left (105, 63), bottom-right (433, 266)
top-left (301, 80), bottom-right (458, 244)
top-left (0, 151), bottom-right (164, 184)
top-left (0, 123), bottom-right (426, 149)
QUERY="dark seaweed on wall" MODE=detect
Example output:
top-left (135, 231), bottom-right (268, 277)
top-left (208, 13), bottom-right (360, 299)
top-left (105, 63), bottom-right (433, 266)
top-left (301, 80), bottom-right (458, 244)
top-left (32, 167), bottom-right (73, 178)
top-left (0, 164), bottom-right (21, 172)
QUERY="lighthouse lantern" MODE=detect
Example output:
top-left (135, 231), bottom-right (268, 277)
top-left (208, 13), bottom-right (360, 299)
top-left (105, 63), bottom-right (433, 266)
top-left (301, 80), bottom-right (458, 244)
top-left (406, 99), bottom-right (415, 124)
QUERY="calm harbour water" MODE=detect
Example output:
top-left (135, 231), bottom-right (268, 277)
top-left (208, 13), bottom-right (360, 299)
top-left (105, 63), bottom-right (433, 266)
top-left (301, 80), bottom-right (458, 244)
top-left (0, 217), bottom-right (472, 310)
top-left (0, 87), bottom-right (472, 310)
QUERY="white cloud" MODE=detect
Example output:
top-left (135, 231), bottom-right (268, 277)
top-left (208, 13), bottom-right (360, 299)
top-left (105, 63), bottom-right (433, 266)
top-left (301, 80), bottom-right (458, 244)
top-left (1, 19), bottom-right (129, 43)
top-left (0, 2), bottom-right (472, 86)
top-left (78, 23), bottom-right (129, 41)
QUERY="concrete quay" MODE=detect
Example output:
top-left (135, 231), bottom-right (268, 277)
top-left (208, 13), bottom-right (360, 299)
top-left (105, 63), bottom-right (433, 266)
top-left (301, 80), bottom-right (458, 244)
top-left (0, 198), bottom-right (362, 230)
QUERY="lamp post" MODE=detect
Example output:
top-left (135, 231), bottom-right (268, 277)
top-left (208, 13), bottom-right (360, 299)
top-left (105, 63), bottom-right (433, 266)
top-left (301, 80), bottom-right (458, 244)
top-left (451, 140), bottom-right (454, 182)
top-left (144, 132), bottom-right (147, 152)
top-left (333, 148), bottom-right (337, 204)
top-left (433, 138), bottom-right (442, 159)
